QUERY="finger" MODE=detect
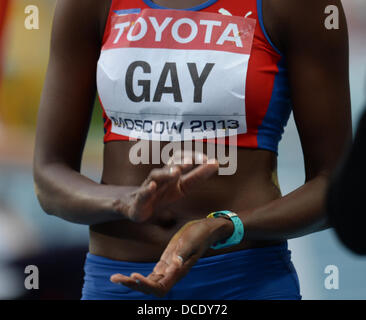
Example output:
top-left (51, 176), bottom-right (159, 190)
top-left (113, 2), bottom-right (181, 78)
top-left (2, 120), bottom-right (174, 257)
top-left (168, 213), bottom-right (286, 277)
top-left (145, 260), bottom-right (186, 297)
top-left (179, 159), bottom-right (219, 195)
top-left (152, 258), bottom-right (170, 275)
top-left (110, 273), bottom-right (140, 287)
top-left (130, 273), bottom-right (168, 297)
top-left (165, 254), bottom-right (184, 273)
top-left (158, 253), bottom-right (199, 292)
top-left (135, 181), bottom-right (157, 204)
top-left (164, 235), bottom-right (195, 275)
top-left (157, 229), bottom-right (187, 265)
top-left (111, 273), bottom-right (155, 295)
top-left (147, 272), bottom-right (165, 282)
top-left (153, 246), bottom-right (190, 291)
top-left (149, 242), bottom-right (181, 277)
top-left (161, 222), bottom-right (202, 276)
top-left (168, 150), bottom-right (207, 168)
top-left (144, 166), bottom-right (181, 187)
top-left (166, 160), bottom-right (194, 174)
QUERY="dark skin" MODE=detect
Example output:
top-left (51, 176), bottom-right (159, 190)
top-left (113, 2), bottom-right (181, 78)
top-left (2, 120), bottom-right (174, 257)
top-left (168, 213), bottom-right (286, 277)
top-left (34, 0), bottom-right (351, 297)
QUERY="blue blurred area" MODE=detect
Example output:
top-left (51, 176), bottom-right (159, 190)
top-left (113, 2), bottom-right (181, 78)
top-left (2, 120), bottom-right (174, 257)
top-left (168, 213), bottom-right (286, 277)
top-left (0, 165), bottom-right (89, 249)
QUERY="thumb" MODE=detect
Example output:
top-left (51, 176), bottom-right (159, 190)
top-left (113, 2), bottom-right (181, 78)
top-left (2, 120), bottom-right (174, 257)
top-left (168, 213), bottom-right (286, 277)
top-left (165, 236), bottom-right (193, 273)
top-left (165, 253), bottom-right (185, 274)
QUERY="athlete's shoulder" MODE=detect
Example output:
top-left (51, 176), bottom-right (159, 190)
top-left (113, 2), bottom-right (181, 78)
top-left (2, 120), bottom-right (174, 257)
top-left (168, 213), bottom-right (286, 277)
top-left (264, 0), bottom-right (344, 18)
top-left (52, 0), bottom-right (110, 42)
top-left (263, 0), bottom-right (347, 53)
top-left (50, 0), bottom-right (112, 53)
top-left (53, 0), bottom-right (108, 19)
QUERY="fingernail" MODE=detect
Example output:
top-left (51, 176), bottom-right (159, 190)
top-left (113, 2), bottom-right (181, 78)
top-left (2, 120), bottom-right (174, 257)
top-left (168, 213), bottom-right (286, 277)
top-left (207, 158), bottom-right (217, 165)
top-left (135, 279), bottom-right (140, 285)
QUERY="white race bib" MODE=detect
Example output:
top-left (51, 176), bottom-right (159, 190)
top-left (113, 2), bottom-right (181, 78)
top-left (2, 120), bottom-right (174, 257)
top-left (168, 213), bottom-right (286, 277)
top-left (97, 9), bottom-right (256, 141)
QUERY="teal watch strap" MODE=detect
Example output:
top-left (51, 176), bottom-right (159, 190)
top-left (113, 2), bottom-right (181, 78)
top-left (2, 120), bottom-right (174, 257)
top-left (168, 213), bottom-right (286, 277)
top-left (207, 210), bottom-right (244, 250)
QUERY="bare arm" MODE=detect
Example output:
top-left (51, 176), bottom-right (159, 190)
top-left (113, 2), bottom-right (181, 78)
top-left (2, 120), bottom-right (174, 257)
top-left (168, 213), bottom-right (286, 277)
top-left (34, 1), bottom-right (219, 225)
top-left (33, 0), bottom-right (129, 225)
top-left (236, 0), bottom-right (352, 241)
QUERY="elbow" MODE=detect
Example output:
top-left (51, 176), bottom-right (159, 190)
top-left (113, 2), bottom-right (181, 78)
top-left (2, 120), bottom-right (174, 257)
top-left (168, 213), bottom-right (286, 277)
top-left (318, 214), bottom-right (331, 231)
top-left (304, 169), bottom-right (332, 184)
top-left (33, 167), bottom-right (57, 216)
top-left (34, 180), bottom-right (55, 216)
top-left (35, 189), bottom-right (55, 216)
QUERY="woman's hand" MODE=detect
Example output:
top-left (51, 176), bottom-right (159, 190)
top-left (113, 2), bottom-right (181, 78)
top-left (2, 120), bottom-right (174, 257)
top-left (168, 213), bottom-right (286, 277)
top-left (120, 151), bottom-right (219, 223)
top-left (110, 217), bottom-right (234, 297)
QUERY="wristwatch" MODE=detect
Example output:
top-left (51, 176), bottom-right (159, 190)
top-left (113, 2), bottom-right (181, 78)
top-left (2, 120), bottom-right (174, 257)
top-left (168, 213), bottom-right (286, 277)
top-left (207, 210), bottom-right (244, 249)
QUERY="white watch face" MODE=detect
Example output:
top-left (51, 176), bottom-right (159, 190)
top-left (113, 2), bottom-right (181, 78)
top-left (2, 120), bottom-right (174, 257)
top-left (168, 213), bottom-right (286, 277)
top-left (226, 212), bottom-right (237, 218)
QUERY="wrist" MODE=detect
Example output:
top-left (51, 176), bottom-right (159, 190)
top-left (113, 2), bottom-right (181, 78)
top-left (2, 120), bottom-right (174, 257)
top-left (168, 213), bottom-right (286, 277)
top-left (204, 216), bottom-right (235, 245)
top-left (110, 186), bottom-right (139, 220)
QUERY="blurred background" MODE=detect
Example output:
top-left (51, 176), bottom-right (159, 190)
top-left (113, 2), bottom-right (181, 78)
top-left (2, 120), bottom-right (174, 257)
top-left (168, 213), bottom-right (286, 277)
top-left (0, 0), bottom-right (365, 299)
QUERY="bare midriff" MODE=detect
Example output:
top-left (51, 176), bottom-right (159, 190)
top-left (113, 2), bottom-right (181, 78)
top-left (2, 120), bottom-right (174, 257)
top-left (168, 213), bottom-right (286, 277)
top-left (89, 140), bottom-right (283, 262)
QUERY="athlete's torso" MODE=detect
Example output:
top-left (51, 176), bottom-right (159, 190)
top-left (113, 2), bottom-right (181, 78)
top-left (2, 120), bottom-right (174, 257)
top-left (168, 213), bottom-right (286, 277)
top-left (98, 0), bottom-right (291, 152)
top-left (90, 0), bottom-right (289, 262)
